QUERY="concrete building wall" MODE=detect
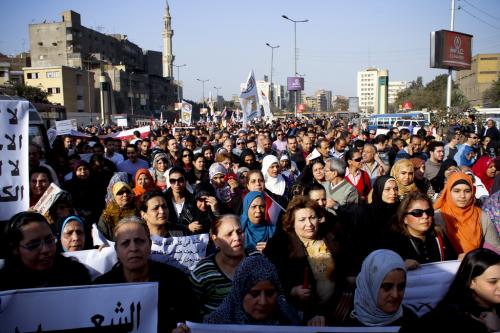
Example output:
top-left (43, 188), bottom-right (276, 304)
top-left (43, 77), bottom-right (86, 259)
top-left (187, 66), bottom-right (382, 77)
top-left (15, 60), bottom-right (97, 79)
top-left (357, 68), bottom-right (378, 114)
top-left (388, 81), bottom-right (409, 105)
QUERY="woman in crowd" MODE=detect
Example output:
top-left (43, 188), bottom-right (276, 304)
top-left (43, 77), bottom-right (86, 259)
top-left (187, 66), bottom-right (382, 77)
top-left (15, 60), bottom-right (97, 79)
top-left (54, 215), bottom-right (88, 252)
top-left (0, 212), bottom-right (90, 290)
top-left (163, 167), bottom-right (196, 229)
top-left (190, 215), bottom-right (248, 317)
top-left (149, 152), bottom-right (169, 190)
top-left (187, 153), bottom-right (209, 185)
top-left (241, 191), bottom-right (276, 252)
top-left (265, 196), bottom-right (347, 324)
top-left (202, 145), bottom-right (215, 170)
top-left (239, 148), bottom-right (260, 170)
top-left (400, 248), bottom-right (499, 332)
top-left (434, 172), bottom-right (499, 255)
top-left (203, 255), bottom-right (300, 325)
top-left (345, 149), bottom-right (371, 201)
top-left (209, 162), bottom-right (238, 212)
top-left (298, 159), bottom-right (326, 194)
top-left (139, 189), bottom-right (187, 237)
top-left (63, 160), bottom-right (102, 222)
top-left (29, 166), bottom-right (53, 207)
top-left (430, 159), bottom-right (459, 195)
top-left (183, 182), bottom-right (219, 235)
top-left (94, 217), bottom-right (197, 331)
top-left (385, 192), bottom-right (457, 270)
top-left (177, 148), bottom-right (194, 175)
top-left (391, 159), bottom-right (419, 200)
top-left (215, 150), bottom-right (233, 173)
top-left (97, 181), bottom-right (138, 241)
top-left (132, 168), bottom-right (157, 201)
top-left (104, 172), bottom-right (130, 204)
top-left (261, 155), bottom-right (292, 204)
top-left (472, 156), bottom-right (497, 194)
top-left (348, 249), bottom-right (417, 326)
top-left (410, 157), bottom-right (435, 199)
top-left (279, 155), bottom-right (300, 183)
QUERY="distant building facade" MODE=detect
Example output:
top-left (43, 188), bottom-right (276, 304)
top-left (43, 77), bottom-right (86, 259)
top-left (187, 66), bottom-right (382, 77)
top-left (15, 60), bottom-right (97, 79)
top-left (456, 53), bottom-right (500, 107)
top-left (388, 80), bottom-right (409, 106)
top-left (357, 67), bottom-right (389, 114)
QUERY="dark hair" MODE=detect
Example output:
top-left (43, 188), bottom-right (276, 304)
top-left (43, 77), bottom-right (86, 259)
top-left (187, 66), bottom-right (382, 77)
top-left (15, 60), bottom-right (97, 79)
top-left (133, 130), bottom-right (141, 137)
top-left (6, 212), bottom-right (50, 255)
top-left (169, 166), bottom-right (186, 177)
top-left (416, 128), bottom-right (427, 138)
top-left (344, 148), bottom-right (361, 162)
top-left (287, 135), bottom-right (297, 142)
top-left (354, 140), bottom-right (365, 150)
top-left (410, 135), bottom-right (421, 142)
top-left (178, 148), bottom-right (194, 160)
top-left (428, 141), bottom-right (444, 152)
top-left (210, 214), bottom-right (241, 237)
top-left (394, 192), bottom-right (433, 236)
top-left (126, 144), bottom-right (137, 151)
top-left (282, 196), bottom-right (323, 232)
top-left (440, 248), bottom-right (500, 311)
top-left (193, 153), bottom-right (204, 162)
top-left (93, 142), bottom-right (104, 151)
top-left (29, 166), bottom-right (53, 183)
top-left (373, 134), bottom-right (388, 145)
top-left (303, 183), bottom-right (326, 196)
top-left (246, 169), bottom-right (264, 186)
top-left (139, 190), bottom-right (166, 213)
top-left (400, 128), bottom-right (411, 136)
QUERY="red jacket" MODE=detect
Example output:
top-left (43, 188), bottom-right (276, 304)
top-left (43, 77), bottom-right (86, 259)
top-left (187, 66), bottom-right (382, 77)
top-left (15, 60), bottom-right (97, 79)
top-left (345, 169), bottom-right (371, 200)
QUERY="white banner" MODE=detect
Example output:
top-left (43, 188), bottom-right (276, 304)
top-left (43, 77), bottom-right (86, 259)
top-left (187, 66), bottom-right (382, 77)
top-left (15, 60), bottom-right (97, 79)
top-left (239, 70), bottom-right (260, 123)
top-left (403, 260), bottom-right (460, 316)
top-left (55, 118), bottom-right (77, 135)
top-left (112, 125), bottom-right (151, 140)
top-left (181, 100), bottom-right (193, 125)
top-left (32, 183), bottom-right (63, 215)
top-left (0, 283), bottom-right (158, 333)
top-left (259, 88), bottom-right (273, 119)
top-left (150, 233), bottom-right (209, 272)
top-left (0, 99), bottom-right (29, 220)
top-left (63, 247), bottom-right (118, 280)
top-left (187, 322), bottom-right (400, 332)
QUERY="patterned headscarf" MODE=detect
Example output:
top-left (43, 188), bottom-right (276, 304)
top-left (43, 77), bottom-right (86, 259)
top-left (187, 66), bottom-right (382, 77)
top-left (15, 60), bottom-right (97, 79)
top-left (353, 249), bottom-right (406, 326)
top-left (105, 172), bottom-right (130, 204)
top-left (390, 159), bottom-right (418, 197)
top-left (204, 255), bottom-right (299, 325)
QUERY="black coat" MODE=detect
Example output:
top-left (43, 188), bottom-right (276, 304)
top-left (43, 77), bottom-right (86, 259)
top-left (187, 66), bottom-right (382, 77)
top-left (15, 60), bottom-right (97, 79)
top-left (164, 188), bottom-right (196, 231)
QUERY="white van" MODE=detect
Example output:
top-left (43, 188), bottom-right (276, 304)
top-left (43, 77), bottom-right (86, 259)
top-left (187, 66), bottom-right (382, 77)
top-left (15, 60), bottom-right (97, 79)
top-left (393, 119), bottom-right (427, 134)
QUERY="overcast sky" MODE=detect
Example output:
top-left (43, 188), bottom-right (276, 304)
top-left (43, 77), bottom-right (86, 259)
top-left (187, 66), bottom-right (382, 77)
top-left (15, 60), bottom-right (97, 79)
top-left (1, 0), bottom-right (499, 101)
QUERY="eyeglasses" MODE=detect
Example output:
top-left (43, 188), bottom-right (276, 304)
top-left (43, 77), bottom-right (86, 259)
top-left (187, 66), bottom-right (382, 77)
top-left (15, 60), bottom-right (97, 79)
top-left (182, 154), bottom-right (191, 158)
top-left (19, 235), bottom-right (57, 251)
top-left (353, 157), bottom-right (363, 162)
top-left (277, 133), bottom-right (284, 136)
top-left (237, 142), bottom-right (245, 145)
top-left (170, 177), bottom-right (185, 184)
top-left (405, 208), bottom-right (434, 217)
top-left (116, 190), bottom-right (131, 196)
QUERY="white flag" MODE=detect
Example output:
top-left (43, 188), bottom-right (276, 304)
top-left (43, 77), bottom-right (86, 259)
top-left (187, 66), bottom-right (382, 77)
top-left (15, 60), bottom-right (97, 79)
top-left (239, 70), bottom-right (260, 123)
top-left (181, 100), bottom-right (192, 125)
top-left (208, 91), bottom-right (215, 117)
top-left (260, 89), bottom-right (273, 119)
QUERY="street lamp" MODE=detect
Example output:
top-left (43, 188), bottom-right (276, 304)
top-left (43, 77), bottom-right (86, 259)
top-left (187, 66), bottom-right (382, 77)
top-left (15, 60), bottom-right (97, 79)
top-left (265, 43), bottom-right (279, 103)
top-left (282, 14), bottom-right (308, 117)
top-left (173, 63), bottom-right (187, 103)
top-left (196, 78), bottom-right (209, 109)
top-left (129, 71), bottom-right (135, 116)
top-left (213, 86), bottom-right (222, 111)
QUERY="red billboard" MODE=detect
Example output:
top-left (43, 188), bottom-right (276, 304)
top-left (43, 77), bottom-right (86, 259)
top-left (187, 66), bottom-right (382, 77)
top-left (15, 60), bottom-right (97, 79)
top-left (402, 101), bottom-right (413, 110)
top-left (430, 30), bottom-right (472, 70)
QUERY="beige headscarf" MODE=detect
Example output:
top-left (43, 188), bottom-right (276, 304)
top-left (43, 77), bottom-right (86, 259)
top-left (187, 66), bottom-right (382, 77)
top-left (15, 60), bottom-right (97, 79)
top-left (390, 159), bottom-right (418, 197)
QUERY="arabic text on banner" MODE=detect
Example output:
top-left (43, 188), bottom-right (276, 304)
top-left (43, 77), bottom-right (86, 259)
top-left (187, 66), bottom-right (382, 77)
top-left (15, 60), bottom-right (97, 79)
top-left (239, 70), bottom-right (260, 123)
top-left (150, 233), bottom-right (209, 272)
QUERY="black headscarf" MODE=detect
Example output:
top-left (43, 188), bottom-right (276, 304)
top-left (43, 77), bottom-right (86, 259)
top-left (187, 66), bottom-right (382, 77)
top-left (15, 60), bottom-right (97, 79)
top-left (239, 149), bottom-right (260, 170)
top-left (431, 159), bottom-right (458, 194)
top-left (370, 175), bottom-right (400, 228)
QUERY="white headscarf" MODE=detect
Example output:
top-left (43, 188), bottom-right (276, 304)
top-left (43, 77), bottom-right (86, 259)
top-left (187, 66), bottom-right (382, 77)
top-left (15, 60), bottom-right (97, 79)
top-left (261, 155), bottom-right (286, 196)
top-left (353, 249), bottom-right (406, 326)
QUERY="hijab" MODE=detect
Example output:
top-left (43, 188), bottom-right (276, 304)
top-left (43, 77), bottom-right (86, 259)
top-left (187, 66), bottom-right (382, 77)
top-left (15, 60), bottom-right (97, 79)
top-left (261, 155), bottom-right (286, 196)
top-left (204, 255), bottom-right (299, 325)
top-left (354, 249), bottom-right (406, 326)
top-left (105, 172), bottom-right (130, 204)
top-left (390, 159), bottom-right (418, 197)
top-left (370, 176), bottom-right (400, 225)
top-left (240, 191), bottom-right (275, 251)
top-left (209, 163), bottom-right (231, 203)
top-left (239, 149), bottom-right (260, 170)
top-left (434, 172), bottom-right (482, 253)
top-left (471, 156), bottom-right (495, 193)
top-left (58, 215), bottom-right (85, 252)
top-left (150, 152), bottom-right (168, 189)
top-left (133, 168), bottom-right (156, 199)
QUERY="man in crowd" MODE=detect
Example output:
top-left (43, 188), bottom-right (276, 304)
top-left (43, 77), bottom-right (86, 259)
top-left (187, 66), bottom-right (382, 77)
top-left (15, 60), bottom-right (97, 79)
top-left (28, 143), bottom-right (60, 185)
top-left (424, 141), bottom-right (444, 181)
top-left (362, 143), bottom-right (387, 184)
top-left (482, 119), bottom-right (500, 142)
top-left (117, 144), bottom-right (149, 179)
top-left (301, 135), bottom-right (314, 160)
top-left (330, 137), bottom-right (347, 160)
top-left (285, 135), bottom-right (305, 171)
top-left (272, 129), bottom-right (288, 154)
top-left (322, 157), bottom-right (358, 214)
top-left (454, 131), bottom-right (480, 166)
top-left (104, 138), bottom-right (124, 166)
top-left (167, 137), bottom-right (179, 167)
top-left (444, 132), bottom-right (460, 160)
top-left (316, 138), bottom-right (331, 163)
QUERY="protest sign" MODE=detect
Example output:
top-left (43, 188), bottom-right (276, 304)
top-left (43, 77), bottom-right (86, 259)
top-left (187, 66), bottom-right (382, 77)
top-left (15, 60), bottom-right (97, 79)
top-left (187, 322), bottom-right (400, 333)
top-left (150, 233), bottom-right (209, 272)
top-left (403, 260), bottom-right (460, 316)
top-left (0, 283), bottom-right (158, 333)
top-left (32, 183), bottom-right (64, 215)
top-left (240, 70), bottom-right (260, 124)
top-left (55, 118), bottom-right (78, 135)
top-left (0, 99), bottom-right (29, 220)
top-left (63, 247), bottom-right (118, 280)
top-left (181, 100), bottom-right (193, 125)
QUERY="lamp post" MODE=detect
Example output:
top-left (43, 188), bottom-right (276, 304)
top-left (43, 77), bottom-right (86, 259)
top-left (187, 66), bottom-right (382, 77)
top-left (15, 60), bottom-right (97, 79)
top-left (173, 63), bottom-right (186, 103)
top-left (282, 15), bottom-right (308, 118)
top-left (197, 78), bottom-right (210, 109)
top-left (129, 72), bottom-right (135, 116)
top-left (265, 43), bottom-right (279, 103)
top-left (213, 86), bottom-right (222, 111)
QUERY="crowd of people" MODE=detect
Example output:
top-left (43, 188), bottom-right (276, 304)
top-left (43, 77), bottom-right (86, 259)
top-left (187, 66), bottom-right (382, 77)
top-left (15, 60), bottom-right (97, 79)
top-left (1, 114), bottom-right (499, 332)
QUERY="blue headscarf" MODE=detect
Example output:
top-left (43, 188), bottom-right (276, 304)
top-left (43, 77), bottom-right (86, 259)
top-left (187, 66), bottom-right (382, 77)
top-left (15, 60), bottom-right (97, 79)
top-left (459, 145), bottom-right (474, 167)
top-left (353, 249), bottom-right (407, 326)
top-left (240, 191), bottom-right (275, 251)
top-left (59, 215), bottom-right (85, 252)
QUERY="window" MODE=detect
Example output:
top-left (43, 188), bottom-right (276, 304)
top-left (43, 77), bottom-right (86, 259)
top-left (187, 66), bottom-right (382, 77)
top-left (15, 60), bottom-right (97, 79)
top-left (47, 87), bottom-right (61, 94)
top-left (27, 72), bottom-right (39, 79)
top-left (76, 95), bottom-right (83, 100)
top-left (46, 71), bottom-right (59, 78)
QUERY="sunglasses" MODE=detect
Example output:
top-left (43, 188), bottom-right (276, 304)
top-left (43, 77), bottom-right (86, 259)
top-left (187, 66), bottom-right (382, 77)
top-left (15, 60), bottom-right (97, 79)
top-left (170, 177), bottom-right (185, 184)
top-left (406, 208), bottom-right (434, 217)
top-left (116, 190), bottom-right (131, 196)
top-left (182, 154), bottom-right (191, 158)
top-left (19, 235), bottom-right (57, 251)
top-left (353, 157), bottom-right (363, 162)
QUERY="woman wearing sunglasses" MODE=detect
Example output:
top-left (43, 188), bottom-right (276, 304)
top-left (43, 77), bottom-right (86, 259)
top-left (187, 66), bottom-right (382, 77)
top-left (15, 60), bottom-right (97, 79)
top-left (0, 212), bottom-right (90, 291)
top-left (434, 172), bottom-right (500, 256)
top-left (385, 192), bottom-right (457, 270)
top-left (345, 149), bottom-right (371, 201)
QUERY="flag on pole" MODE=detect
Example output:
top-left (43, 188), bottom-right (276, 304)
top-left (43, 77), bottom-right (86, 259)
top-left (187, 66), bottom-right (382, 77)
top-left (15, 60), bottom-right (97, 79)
top-left (239, 70), bottom-right (260, 124)
top-left (181, 100), bottom-right (192, 125)
top-left (208, 91), bottom-right (215, 117)
top-left (260, 89), bottom-right (273, 120)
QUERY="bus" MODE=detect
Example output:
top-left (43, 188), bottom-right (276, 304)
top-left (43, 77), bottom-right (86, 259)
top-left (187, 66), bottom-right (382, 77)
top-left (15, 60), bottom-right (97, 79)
top-left (367, 111), bottom-right (431, 134)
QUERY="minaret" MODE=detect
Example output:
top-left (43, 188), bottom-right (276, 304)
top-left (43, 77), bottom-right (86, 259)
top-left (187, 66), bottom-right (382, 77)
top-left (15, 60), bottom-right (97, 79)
top-left (162, 0), bottom-right (174, 78)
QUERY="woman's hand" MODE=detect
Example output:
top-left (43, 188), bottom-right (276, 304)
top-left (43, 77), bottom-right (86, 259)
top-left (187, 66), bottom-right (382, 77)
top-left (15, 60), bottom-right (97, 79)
top-left (291, 285), bottom-right (312, 301)
top-left (458, 253), bottom-right (466, 261)
top-left (307, 315), bottom-right (326, 327)
top-left (205, 196), bottom-right (219, 213)
top-left (228, 179), bottom-right (239, 192)
top-left (255, 242), bottom-right (267, 252)
top-left (188, 221), bottom-right (203, 233)
top-left (404, 259), bottom-right (420, 270)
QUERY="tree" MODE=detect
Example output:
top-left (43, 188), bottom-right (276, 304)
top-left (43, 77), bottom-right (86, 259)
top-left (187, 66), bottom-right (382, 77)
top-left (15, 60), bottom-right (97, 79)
top-left (483, 78), bottom-right (500, 107)
top-left (333, 97), bottom-right (348, 111)
top-left (13, 83), bottom-right (50, 103)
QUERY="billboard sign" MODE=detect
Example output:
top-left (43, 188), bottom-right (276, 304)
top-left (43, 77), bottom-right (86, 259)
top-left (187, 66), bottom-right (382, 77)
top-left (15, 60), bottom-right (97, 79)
top-left (430, 30), bottom-right (473, 70)
top-left (287, 77), bottom-right (304, 91)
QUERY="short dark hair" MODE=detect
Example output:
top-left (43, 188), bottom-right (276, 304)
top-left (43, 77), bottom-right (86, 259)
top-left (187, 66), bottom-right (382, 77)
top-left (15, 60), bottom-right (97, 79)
top-left (139, 190), bottom-right (166, 213)
top-left (282, 196), bottom-right (323, 232)
top-left (126, 144), bottom-right (137, 151)
top-left (428, 141), bottom-right (444, 152)
top-left (400, 128), bottom-right (410, 136)
top-left (303, 183), bottom-right (326, 196)
top-left (169, 167), bottom-right (186, 177)
top-left (29, 166), bottom-right (53, 183)
top-left (6, 212), bottom-right (50, 260)
top-left (373, 134), bottom-right (388, 145)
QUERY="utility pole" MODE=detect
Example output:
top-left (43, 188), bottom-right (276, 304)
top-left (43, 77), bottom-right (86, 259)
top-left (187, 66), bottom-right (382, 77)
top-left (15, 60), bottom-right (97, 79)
top-left (266, 43), bottom-right (279, 103)
top-left (173, 63), bottom-right (186, 103)
top-left (213, 86), bottom-right (222, 111)
top-left (446, 0), bottom-right (456, 111)
top-left (197, 78), bottom-right (209, 108)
